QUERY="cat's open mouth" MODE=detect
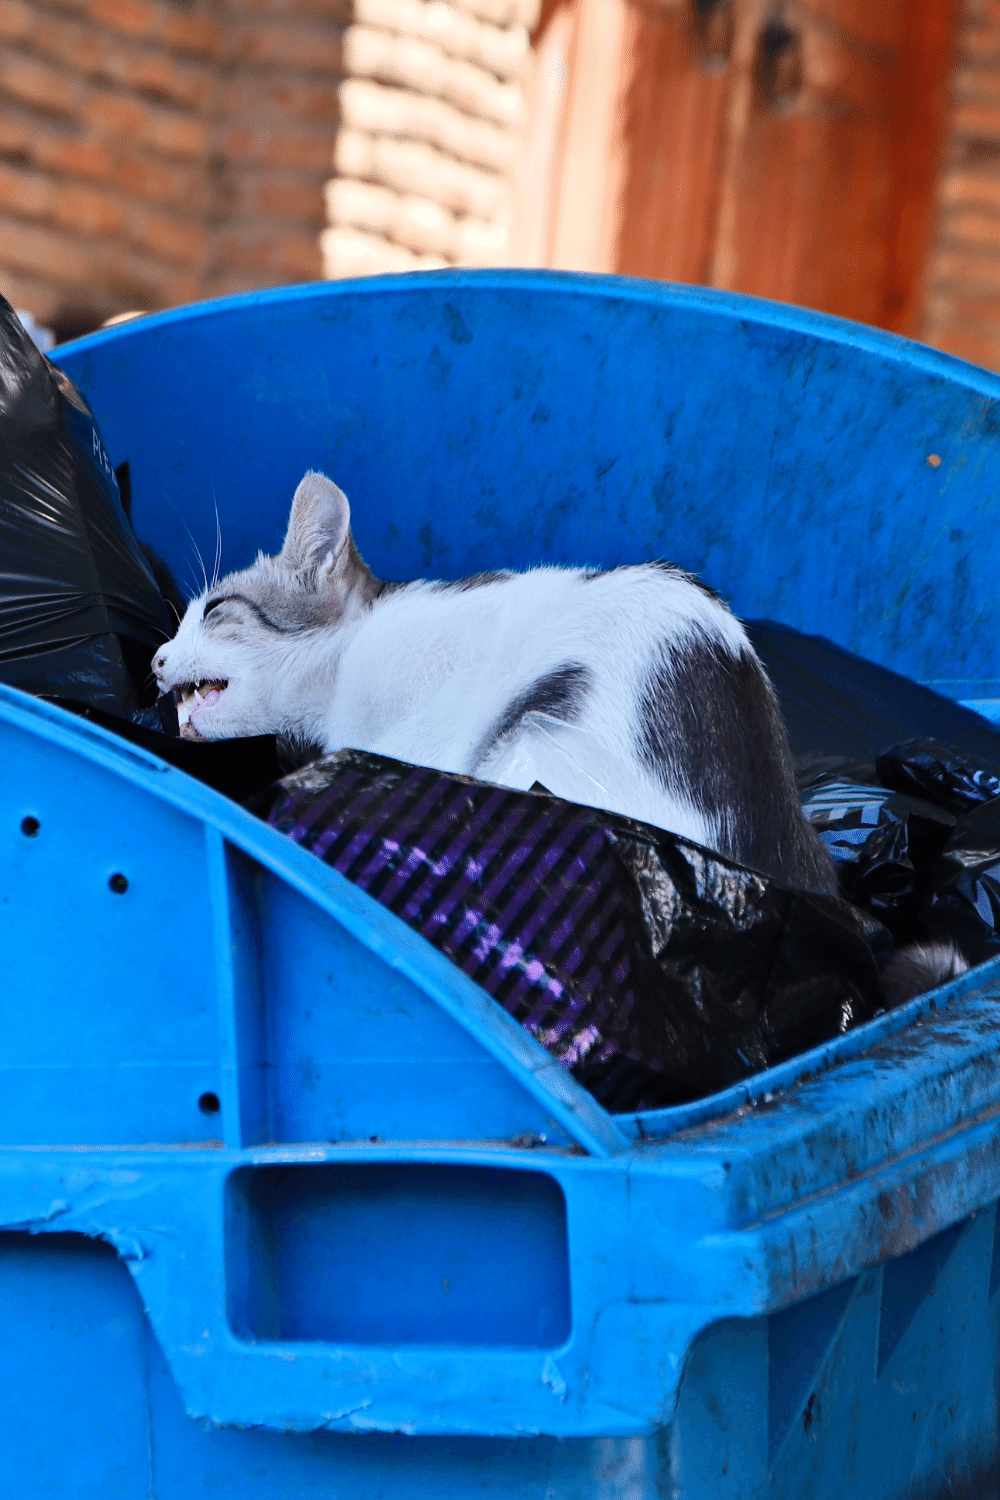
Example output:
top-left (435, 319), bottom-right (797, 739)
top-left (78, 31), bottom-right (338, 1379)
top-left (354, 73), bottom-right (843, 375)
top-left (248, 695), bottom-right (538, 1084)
top-left (174, 678), bottom-right (229, 713)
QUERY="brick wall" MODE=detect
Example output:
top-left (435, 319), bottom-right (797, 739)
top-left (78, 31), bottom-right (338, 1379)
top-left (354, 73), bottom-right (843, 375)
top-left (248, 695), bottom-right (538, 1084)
top-left (0, 0), bottom-right (533, 333)
top-left (322, 0), bottom-right (537, 276)
top-left (212, 0), bottom-right (346, 297)
top-left (0, 0), bottom-right (217, 331)
top-left (922, 0), bottom-right (1000, 368)
top-left (0, 0), bottom-right (341, 335)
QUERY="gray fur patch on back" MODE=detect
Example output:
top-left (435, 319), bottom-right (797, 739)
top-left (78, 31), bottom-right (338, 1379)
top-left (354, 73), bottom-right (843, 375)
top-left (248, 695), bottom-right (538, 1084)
top-left (433, 570), bottom-right (513, 592)
top-left (636, 631), bottom-right (836, 892)
top-left (474, 663), bottom-right (592, 767)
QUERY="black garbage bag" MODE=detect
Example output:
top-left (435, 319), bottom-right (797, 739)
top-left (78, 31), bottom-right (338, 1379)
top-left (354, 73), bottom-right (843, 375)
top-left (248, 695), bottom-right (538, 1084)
top-left (876, 738), bottom-right (1000, 819)
top-left (924, 798), bottom-right (1000, 965)
top-left (258, 748), bottom-right (895, 1112)
top-left (800, 776), bottom-right (955, 943)
top-left (798, 738), bottom-right (1000, 963)
top-left (0, 297), bottom-right (174, 725)
top-left (873, 739), bottom-right (1000, 965)
top-left (750, 621), bottom-right (1000, 959)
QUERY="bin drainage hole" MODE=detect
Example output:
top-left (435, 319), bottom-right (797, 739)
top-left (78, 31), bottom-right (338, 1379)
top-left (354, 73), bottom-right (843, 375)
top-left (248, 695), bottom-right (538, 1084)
top-left (108, 873), bottom-right (129, 894)
top-left (20, 817), bottom-right (40, 837)
top-left (198, 1091), bottom-right (221, 1115)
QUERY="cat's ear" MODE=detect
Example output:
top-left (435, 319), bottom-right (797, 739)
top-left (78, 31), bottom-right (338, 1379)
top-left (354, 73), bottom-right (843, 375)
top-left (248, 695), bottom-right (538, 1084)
top-left (279, 471), bottom-right (352, 579)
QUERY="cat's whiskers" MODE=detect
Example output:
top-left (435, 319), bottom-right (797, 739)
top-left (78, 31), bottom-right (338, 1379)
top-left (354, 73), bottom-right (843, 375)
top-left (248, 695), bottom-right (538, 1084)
top-left (157, 491), bottom-right (209, 600)
top-left (211, 488), bottom-right (222, 591)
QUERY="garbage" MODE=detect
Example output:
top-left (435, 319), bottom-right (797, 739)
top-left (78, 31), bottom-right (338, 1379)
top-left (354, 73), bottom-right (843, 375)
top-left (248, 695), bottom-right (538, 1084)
top-left (0, 294), bottom-right (175, 727)
top-left (752, 619), bottom-right (1000, 964)
top-left (800, 778), bottom-right (955, 943)
top-left (259, 748), bottom-right (893, 1112)
top-left (876, 737), bottom-right (1000, 818)
top-left (243, 614), bottom-right (1000, 1109)
top-left (925, 798), bottom-right (1000, 964)
top-left (871, 738), bottom-right (1000, 966)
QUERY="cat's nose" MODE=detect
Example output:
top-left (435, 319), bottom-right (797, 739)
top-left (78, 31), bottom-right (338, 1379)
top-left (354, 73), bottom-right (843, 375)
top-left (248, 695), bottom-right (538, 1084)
top-left (153, 653), bottom-right (167, 674)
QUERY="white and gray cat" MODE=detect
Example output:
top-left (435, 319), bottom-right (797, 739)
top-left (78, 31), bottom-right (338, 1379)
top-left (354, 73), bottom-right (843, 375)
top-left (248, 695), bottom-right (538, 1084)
top-left (151, 470), bottom-right (968, 999)
top-left (155, 470), bottom-right (835, 890)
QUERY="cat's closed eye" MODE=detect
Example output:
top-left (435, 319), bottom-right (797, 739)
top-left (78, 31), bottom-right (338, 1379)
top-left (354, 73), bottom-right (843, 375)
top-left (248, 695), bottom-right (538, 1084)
top-left (203, 597), bottom-right (228, 620)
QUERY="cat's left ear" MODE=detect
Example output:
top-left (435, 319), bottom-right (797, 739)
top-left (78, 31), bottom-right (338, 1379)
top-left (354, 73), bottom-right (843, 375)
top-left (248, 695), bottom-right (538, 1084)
top-left (279, 471), bottom-right (352, 580)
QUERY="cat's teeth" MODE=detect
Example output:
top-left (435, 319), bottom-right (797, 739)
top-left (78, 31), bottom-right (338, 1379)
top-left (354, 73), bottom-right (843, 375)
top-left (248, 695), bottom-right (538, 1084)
top-left (193, 686), bottom-right (204, 703)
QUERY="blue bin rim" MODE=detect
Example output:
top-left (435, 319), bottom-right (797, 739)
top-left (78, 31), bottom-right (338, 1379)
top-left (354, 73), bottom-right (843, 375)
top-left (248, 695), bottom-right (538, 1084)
top-left (55, 266), bottom-right (1000, 407)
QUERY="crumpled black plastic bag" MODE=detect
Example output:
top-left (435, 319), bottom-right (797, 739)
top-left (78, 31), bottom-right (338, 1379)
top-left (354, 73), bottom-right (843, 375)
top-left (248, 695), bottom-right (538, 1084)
top-left (800, 776), bottom-right (955, 943)
top-left (869, 739), bottom-right (1000, 967)
top-left (924, 798), bottom-right (1000, 965)
top-left (797, 737), bottom-right (1000, 965)
top-left (0, 297), bottom-right (174, 724)
top-left (750, 621), bottom-right (1000, 961)
top-left (259, 749), bottom-right (894, 1112)
top-left (876, 738), bottom-right (1000, 819)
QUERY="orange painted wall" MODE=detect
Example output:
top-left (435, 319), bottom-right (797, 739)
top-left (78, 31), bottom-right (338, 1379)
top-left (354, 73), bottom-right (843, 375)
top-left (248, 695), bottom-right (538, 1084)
top-left (519, 0), bottom-right (960, 341)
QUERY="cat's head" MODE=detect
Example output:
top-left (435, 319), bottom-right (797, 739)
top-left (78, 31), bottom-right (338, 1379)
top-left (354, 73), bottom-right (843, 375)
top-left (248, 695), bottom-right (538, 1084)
top-left (153, 471), bottom-right (377, 741)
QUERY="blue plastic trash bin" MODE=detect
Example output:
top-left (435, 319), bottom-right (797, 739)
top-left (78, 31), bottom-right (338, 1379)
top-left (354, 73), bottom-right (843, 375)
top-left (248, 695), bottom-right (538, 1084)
top-left (2, 269), bottom-right (1000, 1498)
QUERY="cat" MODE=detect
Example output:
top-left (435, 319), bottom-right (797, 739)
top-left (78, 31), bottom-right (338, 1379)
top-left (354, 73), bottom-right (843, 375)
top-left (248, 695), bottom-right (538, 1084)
top-left (153, 470), bottom-right (836, 893)
top-left (153, 471), bottom-right (972, 1002)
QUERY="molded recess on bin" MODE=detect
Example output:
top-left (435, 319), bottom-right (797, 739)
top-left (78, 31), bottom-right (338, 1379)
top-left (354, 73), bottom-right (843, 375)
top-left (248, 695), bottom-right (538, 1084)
top-left (768, 1277), bottom-right (858, 1460)
top-left (876, 1216), bottom-right (969, 1375)
top-left (226, 1162), bottom-right (572, 1348)
top-left (236, 863), bottom-right (583, 1150)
